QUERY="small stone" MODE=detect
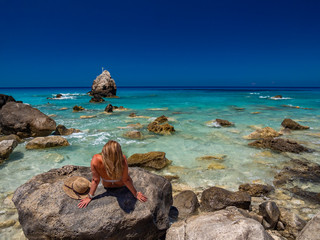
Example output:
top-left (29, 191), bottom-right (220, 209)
top-left (0, 219), bottom-right (16, 229)
top-left (259, 201), bottom-right (280, 229)
top-left (80, 115), bottom-right (96, 119)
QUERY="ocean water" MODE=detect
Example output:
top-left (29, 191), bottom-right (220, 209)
top-left (0, 87), bottom-right (320, 238)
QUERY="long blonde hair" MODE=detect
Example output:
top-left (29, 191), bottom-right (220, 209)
top-left (101, 140), bottom-right (124, 179)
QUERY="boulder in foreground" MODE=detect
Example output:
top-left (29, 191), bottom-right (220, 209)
top-left (127, 151), bottom-right (171, 170)
top-left (166, 206), bottom-right (273, 240)
top-left (0, 102), bottom-right (56, 138)
top-left (12, 165), bottom-right (172, 240)
top-left (26, 136), bottom-right (69, 149)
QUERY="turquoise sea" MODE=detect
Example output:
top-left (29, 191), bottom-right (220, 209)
top-left (1, 87), bottom-right (320, 238)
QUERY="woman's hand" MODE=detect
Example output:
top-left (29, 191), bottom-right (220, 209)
top-left (136, 192), bottom-right (147, 202)
top-left (78, 197), bottom-right (92, 208)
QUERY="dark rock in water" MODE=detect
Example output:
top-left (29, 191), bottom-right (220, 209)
top-left (297, 210), bottom-right (320, 240)
top-left (173, 190), bottom-right (199, 219)
top-left (281, 118), bottom-right (309, 130)
top-left (259, 201), bottom-right (280, 229)
top-left (148, 115), bottom-right (175, 135)
top-left (104, 103), bottom-right (113, 112)
top-left (290, 186), bottom-right (320, 203)
top-left (0, 139), bottom-right (18, 162)
top-left (89, 70), bottom-right (117, 97)
top-left (248, 137), bottom-right (311, 153)
top-left (73, 105), bottom-right (85, 111)
top-left (0, 102), bottom-right (56, 138)
top-left (216, 119), bottom-right (233, 127)
top-left (0, 94), bottom-right (16, 109)
top-left (12, 165), bottom-right (172, 240)
top-left (239, 183), bottom-right (274, 197)
top-left (279, 208), bottom-right (306, 239)
top-left (56, 94), bottom-right (63, 98)
top-left (26, 136), bottom-right (70, 149)
top-left (200, 186), bottom-right (251, 211)
top-left (127, 151), bottom-right (171, 170)
top-left (129, 112), bottom-right (137, 117)
top-left (273, 95), bottom-right (282, 98)
top-left (0, 134), bottom-right (23, 143)
top-left (166, 206), bottom-right (273, 240)
top-left (89, 94), bottom-right (105, 103)
top-left (53, 124), bottom-right (81, 136)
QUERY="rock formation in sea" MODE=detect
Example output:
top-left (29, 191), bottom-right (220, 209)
top-left (53, 125), bottom-right (81, 136)
top-left (72, 105), bottom-right (85, 111)
top-left (104, 103), bottom-right (113, 112)
top-left (26, 136), bottom-right (70, 149)
top-left (89, 95), bottom-right (105, 103)
top-left (0, 102), bottom-right (56, 138)
top-left (281, 118), bottom-right (310, 130)
top-left (13, 165), bottom-right (172, 240)
top-left (243, 127), bottom-right (281, 140)
top-left (147, 115), bottom-right (175, 135)
top-left (123, 130), bottom-right (143, 139)
top-left (127, 151), bottom-right (171, 170)
top-left (89, 70), bottom-right (117, 97)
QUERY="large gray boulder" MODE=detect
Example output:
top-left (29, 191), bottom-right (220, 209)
top-left (166, 206), bottom-right (274, 240)
top-left (297, 210), bottom-right (320, 240)
top-left (12, 165), bottom-right (172, 240)
top-left (89, 70), bottom-right (117, 97)
top-left (0, 102), bottom-right (56, 138)
top-left (173, 190), bottom-right (199, 219)
top-left (26, 136), bottom-right (70, 149)
top-left (0, 139), bottom-right (18, 162)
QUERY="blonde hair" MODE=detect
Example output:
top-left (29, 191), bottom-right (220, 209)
top-left (101, 140), bottom-right (124, 179)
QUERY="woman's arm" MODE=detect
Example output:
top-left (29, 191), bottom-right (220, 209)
top-left (78, 156), bottom-right (101, 208)
top-left (122, 155), bottom-right (147, 202)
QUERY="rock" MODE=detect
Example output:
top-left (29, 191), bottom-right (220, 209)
top-left (259, 201), bottom-right (280, 229)
top-left (80, 115), bottom-right (96, 119)
top-left (200, 186), bottom-right (251, 211)
top-left (104, 104), bottom-right (113, 112)
top-left (244, 127), bottom-right (281, 140)
top-left (89, 94), bottom-right (105, 103)
top-left (196, 154), bottom-right (226, 161)
top-left (72, 105), bottom-right (85, 111)
top-left (129, 112), bottom-right (136, 117)
top-left (26, 136), bottom-right (69, 149)
top-left (147, 115), bottom-right (175, 135)
top-left (273, 95), bottom-right (282, 99)
top-left (163, 175), bottom-right (179, 181)
top-left (248, 137), bottom-right (311, 153)
top-left (56, 94), bottom-right (62, 98)
top-left (89, 70), bottom-right (117, 97)
top-left (239, 183), bottom-right (274, 197)
top-left (0, 139), bottom-right (18, 161)
top-left (207, 162), bottom-right (226, 170)
top-left (59, 107), bottom-right (68, 110)
top-left (0, 219), bottom-right (16, 229)
top-left (0, 102), bottom-right (56, 138)
top-left (173, 190), bottom-right (199, 219)
top-left (53, 124), bottom-right (81, 136)
top-left (216, 119), bottom-right (233, 127)
top-left (281, 119), bottom-right (309, 130)
top-left (0, 94), bottom-right (17, 109)
top-left (0, 134), bottom-right (23, 143)
top-left (297, 210), bottom-right (320, 240)
top-left (166, 206), bottom-right (273, 240)
top-left (13, 165), bottom-right (172, 240)
top-left (279, 208), bottom-right (306, 239)
top-left (127, 152), bottom-right (171, 170)
top-left (124, 130), bottom-right (143, 139)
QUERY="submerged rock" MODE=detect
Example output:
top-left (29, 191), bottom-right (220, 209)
top-left (53, 124), bottom-right (81, 136)
top-left (147, 115), bottom-right (175, 135)
top-left (200, 186), bottom-right (251, 211)
top-left (89, 70), bottom-right (117, 97)
top-left (239, 183), bottom-right (274, 197)
top-left (89, 94), bottom-right (105, 103)
top-left (196, 154), bottom-right (226, 161)
top-left (104, 103), bottom-right (113, 113)
top-left (0, 102), bottom-right (56, 138)
top-left (124, 130), bottom-right (143, 139)
top-left (72, 105), bottom-right (85, 111)
top-left (243, 127), bottom-right (281, 140)
top-left (273, 95), bottom-right (282, 99)
top-left (127, 151), bottom-right (171, 170)
top-left (248, 137), bottom-right (311, 153)
top-left (13, 165), bottom-right (172, 240)
top-left (173, 190), bottom-right (199, 219)
top-left (26, 136), bottom-right (69, 149)
top-left (281, 119), bottom-right (309, 130)
top-left (166, 207), bottom-right (273, 240)
top-left (207, 162), bottom-right (226, 170)
top-left (0, 140), bottom-right (18, 162)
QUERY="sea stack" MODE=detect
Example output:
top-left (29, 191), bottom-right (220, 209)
top-left (89, 70), bottom-right (117, 97)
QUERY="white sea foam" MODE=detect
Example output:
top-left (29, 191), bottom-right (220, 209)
top-left (259, 96), bottom-right (270, 98)
top-left (270, 97), bottom-right (292, 100)
top-left (250, 92), bottom-right (260, 95)
top-left (206, 121), bottom-right (221, 128)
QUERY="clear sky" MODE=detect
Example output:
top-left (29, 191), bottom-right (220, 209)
top-left (0, 0), bottom-right (319, 87)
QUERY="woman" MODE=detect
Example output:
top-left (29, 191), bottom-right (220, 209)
top-left (78, 140), bottom-right (147, 208)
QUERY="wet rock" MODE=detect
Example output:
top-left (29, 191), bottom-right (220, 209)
top-left (104, 103), bottom-right (113, 112)
top-left (297, 210), bottom-right (320, 240)
top-left (0, 102), bottom-right (56, 138)
top-left (244, 127), bottom-right (281, 140)
top-left (72, 105), bottom-right (85, 111)
top-left (123, 130), bottom-right (143, 139)
top-left (89, 94), bottom-right (105, 103)
top-left (207, 162), bottom-right (226, 170)
top-left (80, 115), bottom-right (96, 119)
top-left (290, 186), bottom-right (320, 203)
top-left (259, 201), bottom-right (280, 229)
top-left (56, 94), bottom-right (62, 98)
top-left (0, 139), bottom-right (18, 162)
top-left (279, 208), bottom-right (306, 239)
top-left (173, 190), bottom-right (199, 219)
top-left (248, 137), bottom-right (311, 153)
top-left (163, 175), bottom-right (179, 181)
top-left (26, 136), bottom-right (69, 149)
top-left (53, 124), bottom-right (81, 136)
top-left (196, 154), bottom-right (226, 161)
top-left (127, 151), bottom-right (171, 170)
top-left (148, 115), bottom-right (175, 135)
top-left (216, 119), bottom-right (233, 127)
top-left (0, 134), bottom-right (23, 143)
top-left (89, 70), bottom-right (117, 97)
top-left (239, 183), bottom-right (274, 197)
top-left (0, 219), bottom-right (16, 229)
top-left (166, 206), bottom-right (273, 240)
top-left (129, 112), bottom-right (136, 117)
top-left (59, 107), bottom-right (68, 110)
top-left (273, 95), bottom-right (282, 99)
top-left (200, 186), bottom-right (251, 211)
top-left (0, 94), bottom-right (17, 109)
top-left (13, 166), bottom-right (172, 240)
top-left (281, 118), bottom-right (309, 130)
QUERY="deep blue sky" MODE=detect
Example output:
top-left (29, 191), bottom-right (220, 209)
top-left (0, 0), bottom-right (320, 87)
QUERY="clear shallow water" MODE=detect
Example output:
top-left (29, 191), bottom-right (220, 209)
top-left (1, 87), bottom-right (320, 194)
